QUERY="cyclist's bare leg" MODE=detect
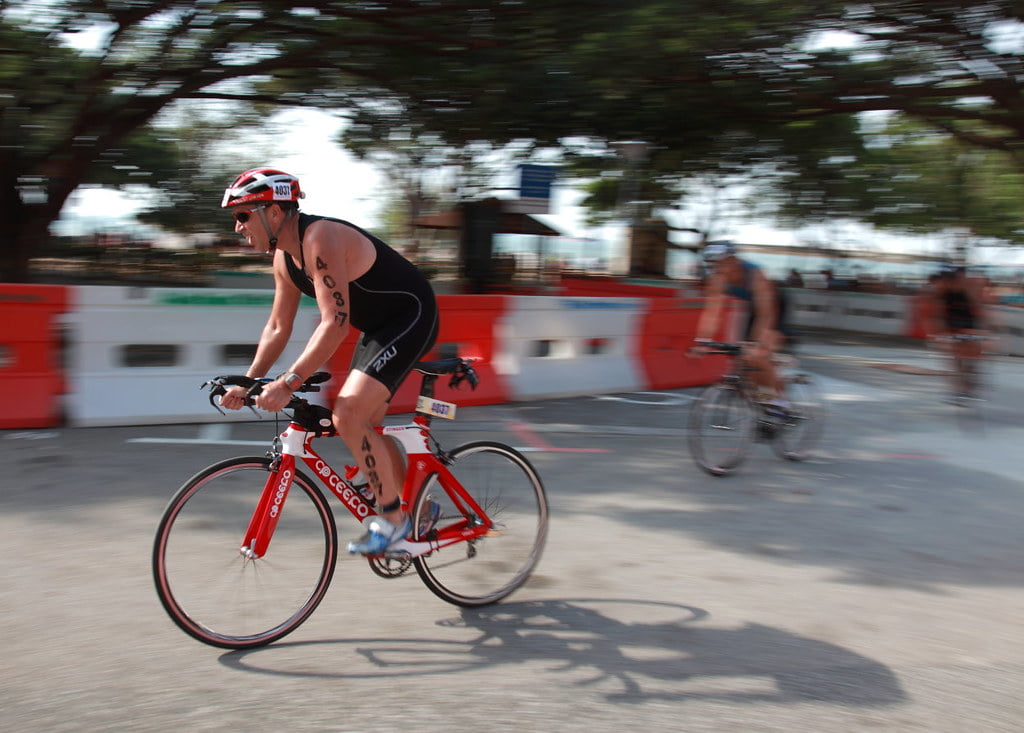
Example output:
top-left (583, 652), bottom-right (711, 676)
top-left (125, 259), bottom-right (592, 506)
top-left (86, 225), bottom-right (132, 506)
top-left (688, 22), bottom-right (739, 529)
top-left (333, 370), bottom-right (405, 525)
top-left (954, 331), bottom-right (985, 395)
top-left (745, 332), bottom-right (786, 398)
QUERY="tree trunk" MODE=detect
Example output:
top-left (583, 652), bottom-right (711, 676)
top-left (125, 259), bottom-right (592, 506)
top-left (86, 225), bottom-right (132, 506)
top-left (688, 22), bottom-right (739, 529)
top-left (0, 181), bottom-right (32, 283)
top-left (1, 171), bottom-right (79, 283)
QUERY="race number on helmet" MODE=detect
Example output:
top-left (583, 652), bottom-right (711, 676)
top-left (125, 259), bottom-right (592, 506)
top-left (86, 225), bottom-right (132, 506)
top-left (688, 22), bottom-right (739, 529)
top-left (221, 168), bottom-right (304, 208)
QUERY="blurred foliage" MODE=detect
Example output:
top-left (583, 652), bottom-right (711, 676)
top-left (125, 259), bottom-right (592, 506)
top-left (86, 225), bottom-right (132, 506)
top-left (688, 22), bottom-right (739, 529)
top-left (3, 1), bottom-right (1024, 282)
top-left (132, 102), bottom-right (276, 234)
top-left (857, 118), bottom-right (1024, 243)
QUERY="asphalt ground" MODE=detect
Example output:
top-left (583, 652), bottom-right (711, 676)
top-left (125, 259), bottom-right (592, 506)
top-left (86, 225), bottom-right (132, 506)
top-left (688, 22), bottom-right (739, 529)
top-left (2, 330), bottom-right (1022, 732)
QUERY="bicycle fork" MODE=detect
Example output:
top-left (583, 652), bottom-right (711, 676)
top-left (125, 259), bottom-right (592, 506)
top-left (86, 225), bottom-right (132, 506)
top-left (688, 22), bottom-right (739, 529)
top-left (240, 453), bottom-right (297, 559)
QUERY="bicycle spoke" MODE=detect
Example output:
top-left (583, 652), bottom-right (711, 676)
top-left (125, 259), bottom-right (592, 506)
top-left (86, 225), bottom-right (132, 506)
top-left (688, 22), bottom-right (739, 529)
top-left (688, 383), bottom-right (755, 476)
top-left (153, 458), bottom-right (337, 649)
top-left (773, 373), bottom-right (825, 461)
top-left (412, 442), bottom-right (548, 607)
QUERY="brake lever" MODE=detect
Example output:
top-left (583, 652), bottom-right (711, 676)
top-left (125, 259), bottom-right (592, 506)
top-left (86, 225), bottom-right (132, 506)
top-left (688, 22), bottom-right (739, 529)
top-left (202, 379), bottom-right (228, 415)
top-left (243, 381), bottom-right (267, 417)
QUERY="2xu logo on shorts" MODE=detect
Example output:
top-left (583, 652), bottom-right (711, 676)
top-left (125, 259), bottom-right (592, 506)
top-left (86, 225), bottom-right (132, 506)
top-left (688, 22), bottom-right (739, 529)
top-left (372, 346), bottom-right (398, 372)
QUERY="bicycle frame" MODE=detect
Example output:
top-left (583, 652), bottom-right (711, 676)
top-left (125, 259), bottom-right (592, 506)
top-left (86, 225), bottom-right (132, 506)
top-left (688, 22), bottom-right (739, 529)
top-left (240, 414), bottom-right (492, 560)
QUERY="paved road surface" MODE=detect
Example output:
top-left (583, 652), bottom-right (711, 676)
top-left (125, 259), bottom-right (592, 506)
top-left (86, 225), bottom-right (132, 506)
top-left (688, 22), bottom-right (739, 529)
top-left (2, 332), bottom-right (1022, 731)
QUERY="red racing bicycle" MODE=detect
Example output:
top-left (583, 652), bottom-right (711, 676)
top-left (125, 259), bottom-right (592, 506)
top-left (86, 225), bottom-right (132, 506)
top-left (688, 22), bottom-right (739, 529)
top-left (152, 358), bottom-right (548, 649)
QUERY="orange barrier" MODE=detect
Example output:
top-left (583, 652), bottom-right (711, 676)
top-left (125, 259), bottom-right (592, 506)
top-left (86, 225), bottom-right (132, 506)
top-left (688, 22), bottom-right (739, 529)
top-left (638, 298), bottom-right (733, 390)
top-left (905, 293), bottom-right (935, 339)
top-left (323, 295), bottom-right (512, 414)
top-left (0, 284), bottom-right (69, 428)
top-left (559, 274), bottom-right (680, 298)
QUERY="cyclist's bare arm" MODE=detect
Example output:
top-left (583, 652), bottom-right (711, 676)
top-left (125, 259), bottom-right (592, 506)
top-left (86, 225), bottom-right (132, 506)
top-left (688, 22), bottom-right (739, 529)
top-left (253, 254), bottom-right (302, 374)
top-left (694, 275), bottom-right (726, 351)
top-left (221, 255), bottom-right (302, 410)
top-left (748, 270), bottom-right (778, 348)
top-left (255, 225), bottom-right (365, 413)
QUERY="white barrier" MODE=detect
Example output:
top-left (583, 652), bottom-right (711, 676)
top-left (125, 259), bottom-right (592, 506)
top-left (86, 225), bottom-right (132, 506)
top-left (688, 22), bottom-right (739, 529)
top-left (66, 286), bottom-right (319, 426)
top-left (60, 285), bottom-right (1024, 426)
top-left (65, 289), bottom-right (650, 425)
top-left (494, 296), bottom-right (647, 400)
top-left (786, 289), bottom-right (908, 336)
top-left (787, 289), bottom-right (1024, 355)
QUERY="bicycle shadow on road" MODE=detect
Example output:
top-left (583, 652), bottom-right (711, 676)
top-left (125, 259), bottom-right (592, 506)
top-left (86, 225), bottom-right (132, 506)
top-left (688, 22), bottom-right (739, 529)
top-left (218, 598), bottom-right (904, 707)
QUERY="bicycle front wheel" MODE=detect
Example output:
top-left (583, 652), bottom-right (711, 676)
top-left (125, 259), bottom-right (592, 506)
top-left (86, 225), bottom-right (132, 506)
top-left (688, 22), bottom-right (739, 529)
top-left (688, 382), bottom-right (755, 476)
top-left (412, 441), bottom-right (548, 607)
top-left (772, 372), bottom-right (825, 461)
top-left (152, 457), bottom-right (337, 649)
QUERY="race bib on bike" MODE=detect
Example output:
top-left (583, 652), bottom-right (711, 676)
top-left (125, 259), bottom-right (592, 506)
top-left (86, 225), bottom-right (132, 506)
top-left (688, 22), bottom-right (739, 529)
top-left (416, 396), bottom-right (457, 419)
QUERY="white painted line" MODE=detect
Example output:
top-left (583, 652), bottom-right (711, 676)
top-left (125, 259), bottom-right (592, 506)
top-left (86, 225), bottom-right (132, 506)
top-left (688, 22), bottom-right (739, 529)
top-left (127, 437), bottom-right (270, 446)
top-left (128, 435), bottom-right (542, 453)
top-left (4, 431), bottom-right (60, 440)
top-left (595, 392), bottom-right (695, 406)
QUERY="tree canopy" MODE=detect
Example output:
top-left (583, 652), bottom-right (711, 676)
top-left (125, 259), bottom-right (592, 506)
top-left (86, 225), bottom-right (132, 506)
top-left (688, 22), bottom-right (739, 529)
top-left (2, 1), bottom-right (1024, 280)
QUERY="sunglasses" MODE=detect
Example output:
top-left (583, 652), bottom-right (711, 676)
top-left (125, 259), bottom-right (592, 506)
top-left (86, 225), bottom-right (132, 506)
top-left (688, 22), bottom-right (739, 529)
top-left (233, 205), bottom-right (266, 224)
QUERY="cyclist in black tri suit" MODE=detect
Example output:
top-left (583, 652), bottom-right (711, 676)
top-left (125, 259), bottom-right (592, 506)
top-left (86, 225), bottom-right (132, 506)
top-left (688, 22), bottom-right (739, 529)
top-left (928, 263), bottom-right (990, 399)
top-left (218, 168), bottom-right (438, 555)
top-left (692, 241), bottom-right (790, 409)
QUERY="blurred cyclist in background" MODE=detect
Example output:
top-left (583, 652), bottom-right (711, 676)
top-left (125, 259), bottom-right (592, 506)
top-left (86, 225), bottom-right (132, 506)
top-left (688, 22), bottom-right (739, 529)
top-left (692, 241), bottom-right (790, 411)
top-left (928, 263), bottom-right (991, 400)
top-left (217, 168), bottom-right (438, 556)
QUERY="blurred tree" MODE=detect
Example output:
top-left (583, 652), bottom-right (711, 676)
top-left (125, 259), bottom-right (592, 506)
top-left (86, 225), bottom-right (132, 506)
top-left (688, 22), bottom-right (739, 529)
top-left (342, 0), bottom-right (1024, 247)
top-left (3, 0), bottom-right (1024, 282)
top-left (853, 117), bottom-right (1024, 251)
top-left (0, 0), bottom-right (603, 281)
top-left (343, 124), bottom-right (465, 250)
top-left (133, 102), bottom-right (276, 235)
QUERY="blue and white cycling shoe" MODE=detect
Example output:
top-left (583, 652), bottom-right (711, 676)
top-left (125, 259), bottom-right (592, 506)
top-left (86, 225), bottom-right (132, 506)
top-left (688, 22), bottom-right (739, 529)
top-left (347, 515), bottom-right (412, 556)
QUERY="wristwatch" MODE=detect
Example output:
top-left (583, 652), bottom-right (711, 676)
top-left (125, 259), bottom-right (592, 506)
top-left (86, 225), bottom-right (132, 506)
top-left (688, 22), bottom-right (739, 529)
top-left (282, 371), bottom-right (303, 390)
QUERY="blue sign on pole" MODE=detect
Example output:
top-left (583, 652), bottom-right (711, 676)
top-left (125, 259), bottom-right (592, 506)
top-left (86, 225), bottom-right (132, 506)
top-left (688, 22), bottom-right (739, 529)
top-left (515, 164), bottom-right (557, 214)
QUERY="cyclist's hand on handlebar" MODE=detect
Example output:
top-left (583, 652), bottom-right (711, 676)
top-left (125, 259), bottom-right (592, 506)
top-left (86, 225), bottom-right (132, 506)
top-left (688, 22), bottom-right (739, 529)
top-left (219, 384), bottom-right (250, 411)
top-left (688, 338), bottom-right (712, 358)
top-left (254, 377), bottom-right (293, 412)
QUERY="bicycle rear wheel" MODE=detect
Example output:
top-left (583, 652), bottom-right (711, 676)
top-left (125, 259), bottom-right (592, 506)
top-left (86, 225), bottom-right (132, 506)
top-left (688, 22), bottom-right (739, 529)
top-left (412, 441), bottom-right (548, 607)
top-left (772, 372), bottom-right (825, 461)
top-left (688, 382), bottom-right (755, 476)
top-left (152, 457), bottom-right (337, 649)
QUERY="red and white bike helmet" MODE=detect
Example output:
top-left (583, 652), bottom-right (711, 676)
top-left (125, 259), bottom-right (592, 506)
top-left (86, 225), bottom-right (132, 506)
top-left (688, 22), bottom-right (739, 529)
top-left (221, 168), bottom-right (304, 208)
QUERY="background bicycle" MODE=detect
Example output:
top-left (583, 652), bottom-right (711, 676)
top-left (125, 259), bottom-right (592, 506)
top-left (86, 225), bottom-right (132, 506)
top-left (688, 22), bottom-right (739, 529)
top-left (932, 332), bottom-right (992, 406)
top-left (152, 358), bottom-right (549, 649)
top-left (688, 341), bottom-right (825, 477)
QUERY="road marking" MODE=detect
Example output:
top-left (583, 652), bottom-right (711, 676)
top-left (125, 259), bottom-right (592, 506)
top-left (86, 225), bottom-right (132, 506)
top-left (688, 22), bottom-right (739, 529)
top-left (4, 431), bottom-right (59, 440)
top-left (128, 419), bottom-right (600, 455)
top-left (595, 392), bottom-right (694, 406)
top-left (503, 420), bottom-right (612, 453)
top-left (128, 437), bottom-right (270, 446)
